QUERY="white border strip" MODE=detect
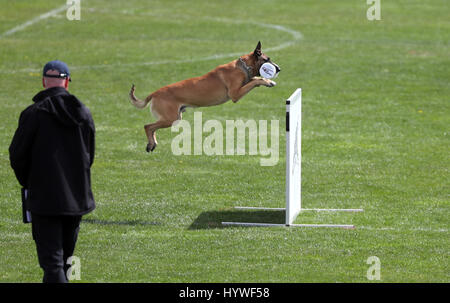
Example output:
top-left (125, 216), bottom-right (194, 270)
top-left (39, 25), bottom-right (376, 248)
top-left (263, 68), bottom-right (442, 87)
top-left (0, 4), bottom-right (68, 39)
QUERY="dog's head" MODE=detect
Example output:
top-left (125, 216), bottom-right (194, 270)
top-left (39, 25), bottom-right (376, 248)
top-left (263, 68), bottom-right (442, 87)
top-left (248, 41), bottom-right (281, 77)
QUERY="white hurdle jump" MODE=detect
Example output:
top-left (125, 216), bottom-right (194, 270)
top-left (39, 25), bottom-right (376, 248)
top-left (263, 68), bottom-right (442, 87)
top-left (222, 88), bottom-right (363, 228)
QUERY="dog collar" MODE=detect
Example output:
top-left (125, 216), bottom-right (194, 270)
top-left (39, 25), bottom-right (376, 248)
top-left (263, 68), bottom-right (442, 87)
top-left (237, 58), bottom-right (253, 83)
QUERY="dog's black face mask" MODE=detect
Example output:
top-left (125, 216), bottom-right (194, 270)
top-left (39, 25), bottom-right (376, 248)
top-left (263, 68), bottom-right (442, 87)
top-left (253, 41), bottom-right (281, 75)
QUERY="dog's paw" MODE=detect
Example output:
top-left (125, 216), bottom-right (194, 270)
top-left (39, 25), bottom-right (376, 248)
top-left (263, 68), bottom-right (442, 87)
top-left (264, 79), bottom-right (277, 87)
top-left (146, 142), bottom-right (156, 153)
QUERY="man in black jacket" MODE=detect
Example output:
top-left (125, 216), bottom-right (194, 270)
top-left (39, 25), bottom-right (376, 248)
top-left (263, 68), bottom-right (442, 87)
top-left (9, 60), bottom-right (96, 283)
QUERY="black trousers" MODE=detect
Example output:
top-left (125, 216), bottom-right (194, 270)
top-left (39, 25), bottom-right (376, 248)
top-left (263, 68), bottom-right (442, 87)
top-left (31, 213), bottom-right (82, 283)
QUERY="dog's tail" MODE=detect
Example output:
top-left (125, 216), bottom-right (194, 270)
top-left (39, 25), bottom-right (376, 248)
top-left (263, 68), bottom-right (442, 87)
top-left (129, 84), bottom-right (152, 109)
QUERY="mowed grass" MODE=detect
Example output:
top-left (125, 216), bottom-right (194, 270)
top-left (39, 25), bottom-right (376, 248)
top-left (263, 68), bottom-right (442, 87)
top-left (0, 0), bottom-right (448, 282)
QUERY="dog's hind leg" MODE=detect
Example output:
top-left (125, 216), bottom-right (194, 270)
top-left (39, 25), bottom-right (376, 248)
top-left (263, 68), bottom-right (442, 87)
top-left (144, 120), bottom-right (173, 152)
top-left (144, 98), bottom-right (180, 152)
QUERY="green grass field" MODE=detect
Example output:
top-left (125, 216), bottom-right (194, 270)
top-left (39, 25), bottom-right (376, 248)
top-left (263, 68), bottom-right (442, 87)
top-left (0, 0), bottom-right (448, 282)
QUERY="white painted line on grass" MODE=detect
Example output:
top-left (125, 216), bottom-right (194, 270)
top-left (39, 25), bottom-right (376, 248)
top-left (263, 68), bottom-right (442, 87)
top-left (68, 18), bottom-right (303, 71)
top-left (202, 17), bottom-right (303, 53)
top-left (221, 222), bottom-right (355, 229)
top-left (2, 217), bottom-right (448, 233)
top-left (0, 4), bottom-right (68, 39)
top-left (0, 13), bottom-right (303, 74)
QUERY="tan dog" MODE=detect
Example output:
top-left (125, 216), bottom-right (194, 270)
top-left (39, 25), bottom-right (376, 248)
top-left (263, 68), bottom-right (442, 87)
top-left (129, 41), bottom-right (280, 152)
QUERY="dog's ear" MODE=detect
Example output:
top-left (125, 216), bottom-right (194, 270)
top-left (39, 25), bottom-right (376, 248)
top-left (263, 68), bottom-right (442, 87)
top-left (253, 41), bottom-right (262, 58)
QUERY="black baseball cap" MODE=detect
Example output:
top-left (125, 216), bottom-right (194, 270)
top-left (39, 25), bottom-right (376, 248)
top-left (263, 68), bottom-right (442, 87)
top-left (43, 60), bottom-right (71, 81)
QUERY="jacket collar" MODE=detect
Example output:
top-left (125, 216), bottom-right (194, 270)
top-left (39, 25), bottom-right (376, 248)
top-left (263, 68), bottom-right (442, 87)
top-left (32, 87), bottom-right (69, 103)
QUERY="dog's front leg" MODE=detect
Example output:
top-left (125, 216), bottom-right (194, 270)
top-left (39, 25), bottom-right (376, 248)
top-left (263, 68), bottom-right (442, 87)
top-left (229, 78), bottom-right (276, 103)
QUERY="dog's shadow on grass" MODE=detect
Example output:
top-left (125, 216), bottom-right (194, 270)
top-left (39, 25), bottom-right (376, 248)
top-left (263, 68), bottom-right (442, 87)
top-left (189, 209), bottom-right (285, 229)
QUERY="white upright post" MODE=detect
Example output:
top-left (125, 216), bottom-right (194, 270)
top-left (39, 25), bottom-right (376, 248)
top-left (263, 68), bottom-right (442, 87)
top-left (285, 89), bottom-right (302, 225)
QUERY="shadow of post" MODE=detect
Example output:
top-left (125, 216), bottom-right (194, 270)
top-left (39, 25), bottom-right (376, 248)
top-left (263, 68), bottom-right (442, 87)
top-left (189, 209), bottom-right (285, 230)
